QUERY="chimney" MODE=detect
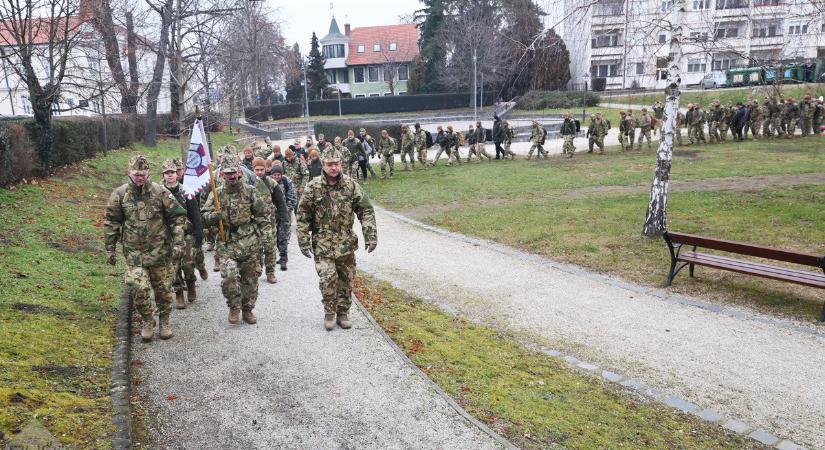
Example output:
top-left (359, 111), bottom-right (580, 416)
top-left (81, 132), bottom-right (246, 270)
top-left (344, 23), bottom-right (351, 36)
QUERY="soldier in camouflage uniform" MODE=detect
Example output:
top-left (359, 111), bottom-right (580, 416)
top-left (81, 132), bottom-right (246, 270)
top-left (674, 109), bottom-right (685, 146)
top-left (586, 113), bottom-right (607, 154)
top-left (785, 98), bottom-right (799, 138)
top-left (432, 125), bottom-right (451, 166)
top-left (414, 123), bottom-right (430, 168)
top-left (377, 129), bottom-right (396, 179)
top-left (526, 120), bottom-right (547, 160)
top-left (297, 146), bottom-right (378, 331)
top-left (762, 98), bottom-right (775, 138)
top-left (252, 158), bottom-right (286, 283)
top-left (332, 136), bottom-right (352, 178)
top-left (748, 100), bottom-right (762, 139)
top-left (465, 124), bottom-right (477, 160)
top-left (626, 110), bottom-right (637, 149)
top-left (400, 124), bottom-right (416, 171)
top-left (652, 101), bottom-right (664, 136)
top-left (800, 94), bottom-right (814, 137)
top-left (161, 159), bottom-right (202, 309)
top-left (691, 105), bottom-right (706, 144)
top-left (814, 98), bottom-right (824, 135)
top-left (469, 121), bottom-right (492, 162)
top-left (358, 128), bottom-right (379, 179)
top-left (560, 113), bottom-right (577, 158)
top-left (105, 155), bottom-right (187, 342)
top-left (343, 130), bottom-right (365, 181)
top-left (283, 147), bottom-right (309, 203)
top-left (271, 162), bottom-right (296, 271)
top-left (685, 104), bottom-right (695, 144)
top-left (708, 101), bottom-right (722, 144)
top-left (719, 103), bottom-right (733, 142)
top-left (637, 108), bottom-right (653, 150)
top-left (618, 111), bottom-right (629, 151)
top-left (202, 154), bottom-right (273, 325)
top-left (502, 120), bottom-right (516, 159)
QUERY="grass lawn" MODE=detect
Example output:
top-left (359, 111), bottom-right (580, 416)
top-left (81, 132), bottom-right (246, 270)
top-left (609, 83), bottom-right (825, 107)
top-left (355, 275), bottom-right (763, 449)
top-left (0, 133), bottom-right (232, 447)
top-left (364, 136), bottom-right (825, 321)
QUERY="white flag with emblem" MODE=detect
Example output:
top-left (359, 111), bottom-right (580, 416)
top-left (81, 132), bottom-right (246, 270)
top-left (182, 118), bottom-right (212, 199)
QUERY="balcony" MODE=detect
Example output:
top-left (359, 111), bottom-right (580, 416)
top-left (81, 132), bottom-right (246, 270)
top-left (750, 35), bottom-right (785, 47)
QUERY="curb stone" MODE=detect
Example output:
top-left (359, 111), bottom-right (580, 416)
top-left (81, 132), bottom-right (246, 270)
top-left (351, 295), bottom-right (517, 450)
top-left (368, 209), bottom-right (815, 450)
top-left (110, 284), bottom-right (132, 449)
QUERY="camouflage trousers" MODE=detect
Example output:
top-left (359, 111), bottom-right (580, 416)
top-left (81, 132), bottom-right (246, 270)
top-left (314, 253), bottom-right (356, 315)
top-left (762, 118), bottom-right (773, 137)
top-left (126, 263), bottom-right (174, 317)
top-left (588, 135), bottom-right (604, 153)
top-left (814, 117), bottom-right (823, 134)
top-left (801, 118), bottom-right (813, 137)
top-left (417, 147), bottom-right (429, 167)
top-left (173, 235), bottom-right (197, 293)
top-left (718, 122), bottom-right (728, 142)
top-left (220, 254), bottom-right (261, 311)
top-left (467, 143), bottom-right (492, 162)
top-left (527, 142), bottom-right (547, 159)
top-left (502, 142), bottom-right (516, 159)
top-left (626, 130), bottom-right (636, 148)
top-left (689, 125), bottom-right (705, 144)
top-left (618, 133), bottom-right (628, 150)
top-left (748, 120), bottom-right (761, 139)
top-left (783, 119), bottom-right (796, 137)
top-left (262, 229), bottom-right (278, 276)
top-left (432, 146), bottom-right (451, 165)
top-left (450, 148), bottom-right (462, 165)
top-left (708, 122), bottom-right (720, 143)
top-left (674, 127), bottom-right (682, 146)
top-left (380, 154), bottom-right (395, 178)
top-left (562, 135), bottom-right (575, 157)
top-left (400, 148), bottom-right (415, 170)
top-left (637, 129), bottom-right (652, 149)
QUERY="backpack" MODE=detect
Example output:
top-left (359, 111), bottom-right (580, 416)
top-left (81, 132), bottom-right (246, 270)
top-left (457, 132), bottom-right (465, 146)
top-left (539, 127), bottom-right (547, 145)
top-left (425, 130), bottom-right (434, 148)
top-left (574, 119), bottom-right (581, 133)
top-left (606, 119), bottom-right (612, 130)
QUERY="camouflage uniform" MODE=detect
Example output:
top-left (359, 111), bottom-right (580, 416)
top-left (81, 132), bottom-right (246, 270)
top-left (674, 111), bottom-right (684, 146)
top-left (720, 104), bottom-right (733, 142)
top-left (201, 155), bottom-right (272, 317)
top-left (652, 103), bottom-right (664, 135)
top-left (785, 100), bottom-right (799, 137)
top-left (414, 125), bottom-right (429, 168)
top-left (400, 126), bottom-right (416, 170)
top-left (691, 107), bottom-right (706, 144)
top-left (343, 136), bottom-right (365, 180)
top-left (707, 102), bottom-right (720, 143)
top-left (626, 112), bottom-right (637, 149)
top-left (282, 155), bottom-right (309, 202)
top-left (104, 156), bottom-right (187, 329)
top-left (526, 121), bottom-right (547, 159)
top-left (432, 128), bottom-right (451, 165)
top-left (637, 111), bottom-right (652, 150)
top-left (253, 166), bottom-right (286, 281)
top-left (377, 134), bottom-right (397, 179)
top-left (296, 147), bottom-right (378, 329)
top-left (274, 171), bottom-right (297, 265)
top-left (800, 96), bottom-right (814, 137)
top-left (334, 142), bottom-right (352, 178)
top-left (469, 124), bottom-right (492, 162)
top-left (358, 129), bottom-right (379, 178)
top-left (748, 101), bottom-right (762, 139)
top-left (586, 114), bottom-right (607, 154)
top-left (161, 160), bottom-right (202, 305)
top-left (814, 100), bottom-right (824, 135)
top-left (762, 100), bottom-right (775, 137)
top-left (618, 112), bottom-right (631, 151)
top-left (560, 116), bottom-right (577, 158)
top-left (502, 123), bottom-right (516, 159)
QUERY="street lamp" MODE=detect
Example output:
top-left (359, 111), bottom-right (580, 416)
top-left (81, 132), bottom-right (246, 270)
top-left (473, 48), bottom-right (477, 121)
top-left (302, 57), bottom-right (311, 136)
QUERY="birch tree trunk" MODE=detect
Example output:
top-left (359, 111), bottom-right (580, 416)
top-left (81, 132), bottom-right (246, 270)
top-left (642, 0), bottom-right (684, 237)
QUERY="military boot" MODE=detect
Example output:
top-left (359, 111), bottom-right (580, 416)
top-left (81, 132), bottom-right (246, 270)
top-left (242, 309), bottom-right (257, 324)
top-left (158, 314), bottom-right (173, 340)
top-left (228, 308), bottom-right (241, 324)
top-left (140, 315), bottom-right (154, 342)
top-left (213, 254), bottom-right (221, 272)
top-left (266, 272), bottom-right (278, 284)
top-left (175, 291), bottom-right (186, 309)
top-left (336, 313), bottom-right (352, 329)
top-left (187, 284), bottom-right (197, 302)
top-left (279, 256), bottom-right (288, 271)
top-left (206, 240), bottom-right (215, 251)
top-left (324, 313), bottom-right (336, 331)
top-left (198, 266), bottom-right (209, 280)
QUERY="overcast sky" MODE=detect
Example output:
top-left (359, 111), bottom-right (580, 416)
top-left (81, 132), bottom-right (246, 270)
top-left (269, 0), bottom-right (424, 51)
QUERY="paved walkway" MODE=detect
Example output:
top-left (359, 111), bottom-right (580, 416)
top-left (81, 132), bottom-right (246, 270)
top-left (358, 209), bottom-right (825, 450)
top-left (133, 236), bottom-right (506, 449)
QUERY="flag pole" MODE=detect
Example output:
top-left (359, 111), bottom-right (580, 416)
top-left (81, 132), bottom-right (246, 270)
top-left (195, 105), bottom-right (226, 242)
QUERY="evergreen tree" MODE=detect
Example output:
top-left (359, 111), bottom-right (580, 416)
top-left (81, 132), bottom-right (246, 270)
top-left (306, 32), bottom-right (329, 100)
top-left (285, 43), bottom-right (305, 103)
top-left (407, 55), bottom-right (426, 94)
top-left (414, 0), bottom-right (448, 93)
top-left (531, 28), bottom-right (571, 91)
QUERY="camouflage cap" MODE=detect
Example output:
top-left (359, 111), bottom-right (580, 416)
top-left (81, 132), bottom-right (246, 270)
top-left (359, 128), bottom-right (367, 134)
top-left (221, 154), bottom-right (240, 173)
top-left (129, 155), bottom-right (150, 171)
top-left (321, 146), bottom-right (343, 163)
top-left (173, 158), bottom-right (184, 170)
top-left (161, 159), bottom-right (178, 173)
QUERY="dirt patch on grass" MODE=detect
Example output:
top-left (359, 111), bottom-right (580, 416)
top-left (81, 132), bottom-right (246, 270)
top-left (10, 303), bottom-right (71, 318)
top-left (46, 236), bottom-right (99, 254)
top-left (32, 364), bottom-right (83, 378)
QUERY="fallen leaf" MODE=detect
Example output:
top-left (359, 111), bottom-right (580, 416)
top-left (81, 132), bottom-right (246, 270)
top-left (166, 395), bottom-right (177, 401)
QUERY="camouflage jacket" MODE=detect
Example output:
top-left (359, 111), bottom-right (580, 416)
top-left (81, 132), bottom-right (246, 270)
top-left (202, 181), bottom-right (272, 260)
top-left (296, 173), bottom-right (377, 258)
top-left (530, 125), bottom-right (544, 143)
top-left (722, 107), bottom-right (734, 123)
top-left (435, 130), bottom-right (449, 149)
top-left (800, 101), bottom-right (814, 119)
top-left (786, 104), bottom-right (800, 119)
top-left (560, 119), bottom-right (576, 136)
top-left (377, 136), bottom-right (397, 156)
top-left (258, 175), bottom-right (289, 223)
top-left (401, 130), bottom-right (415, 151)
top-left (638, 114), bottom-right (652, 131)
top-left (587, 119), bottom-right (607, 138)
top-left (504, 127), bottom-right (515, 143)
top-left (343, 137), bottom-right (364, 162)
top-left (334, 143), bottom-right (352, 166)
top-left (164, 182), bottom-right (204, 246)
top-left (414, 129), bottom-right (427, 149)
top-left (283, 157), bottom-right (309, 188)
top-left (473, 126), bottom-right (486, 143)
top-left (692, 110), bottom-right (706, 125)
top-left (709, 106), bottom-right (723, 122)
top-left (104, 180), bottom-right (187, 267)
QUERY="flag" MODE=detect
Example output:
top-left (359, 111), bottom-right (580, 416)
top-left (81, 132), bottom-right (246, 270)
top-left (181, 118), bottom-right (212, 199)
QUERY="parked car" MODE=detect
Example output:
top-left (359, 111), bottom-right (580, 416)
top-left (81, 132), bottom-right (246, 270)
top-left (700, 72), bottom-right (728, 89)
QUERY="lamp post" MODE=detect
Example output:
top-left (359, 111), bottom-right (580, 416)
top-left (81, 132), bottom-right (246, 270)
top-left (473, 48), bottom-right (478, 121)
top-left (302, 56), bottom-right (311, 136)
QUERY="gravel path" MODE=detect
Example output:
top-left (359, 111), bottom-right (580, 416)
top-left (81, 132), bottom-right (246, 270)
top-left (132, 235), bottom-right (506, 449)
top-left (359, 209), bottom-right (825, 450)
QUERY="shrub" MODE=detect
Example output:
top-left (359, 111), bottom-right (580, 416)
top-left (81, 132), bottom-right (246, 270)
top-left (516, 90), bottom-right (601, 110)
top-left (244, 106), bottom-right (270, 124)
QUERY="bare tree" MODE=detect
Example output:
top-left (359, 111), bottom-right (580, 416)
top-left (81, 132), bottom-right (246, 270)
top-left (143, 0), bottom-right (174, 146)
top-left (87, 0), bottom-right (141, 112)
top-left (0, 0), bottom-right (83, 170)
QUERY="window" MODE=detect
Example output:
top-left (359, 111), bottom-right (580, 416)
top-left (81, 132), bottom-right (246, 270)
top-left (354, 67), bottom-right (365, 83)
top-left (788, 24), bottom-right (808, 35)
top-left (591, 31), bottom-right (621, 48)
top-left (322, 44), bottom-right (345, 59)
top-left (716, 0), bottom-right (747, 9)
top-left (384, 92), bottom-right (393, 96)
top-left (373, 43), bottom-right (381, 52)
top-left (327, 70), bottom-right (337, 84)
top-left (368, 65), bottom-right (380, 82)
top-left (822, 22), bottom-right (825, 32)
top-left (66, 97), bottom-right (75, 108)
top-left (398, 92), bottom-right (406, 95)
top-left (389, 42), bottom-right (397, 51)
top-left (20, 95), bottom-right (31, 114)
top-left (338, 69), bottom-right (349, 83)
top-left (658, 34), bottom-right (667, 44)
top-left (357, 44), bottom-right (365, 53)
top-left (753, 0), bottom-right (779, 5)
top-left (714, 26), bottom-right (739, 38)
top-left (687, 58), bottom-right (707, 72)
top-left (355, 94), bottom-right (366, 98)
top-left (689, 31), bottom-right (709, 41)
top-left (660, 0), bottom-right (673, 12)
top-left (693, 0), bottom-right (709, 9)
top-left (398, 64), bottom-right (409, 81)
top-left (593, 1), bottom-right (623, 16)
top-left (752, 24), bottom-right (780, 37)
top-left (712, 57), bottom-right (737, 70)
top-left (369, 93), bottom-right (381, 97)
top-left (635, 62), bottom-right (644, 75)
top-left (590, 61), bottom-right (620, 77)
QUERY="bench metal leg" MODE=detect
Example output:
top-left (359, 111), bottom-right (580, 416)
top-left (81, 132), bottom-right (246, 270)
top-left (689, 263), bottom-right (695, 278)
top-left (820, 303), bottom-right (825, 322)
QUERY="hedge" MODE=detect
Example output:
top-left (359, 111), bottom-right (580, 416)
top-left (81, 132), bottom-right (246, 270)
top-left (516, 90), bottom-right (601, 110)
top-left (270, 103), bottom-right (303, 121)
top-left (313, 120), bottom-right (404, 153)
top-left (0, 114), bottom-right (172, 186)
top-left (244, 106), bottom-right (270, 124)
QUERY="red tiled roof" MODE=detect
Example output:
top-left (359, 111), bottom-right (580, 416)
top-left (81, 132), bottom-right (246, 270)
top-left (345, 23), bottom-right (419, 66)
top-left (0, 16), bottom-right (86, 46)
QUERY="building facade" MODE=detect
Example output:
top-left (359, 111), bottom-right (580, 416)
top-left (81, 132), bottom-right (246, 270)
top-left (320, 18), bottom-right (419, 97)
top-left (555, 0), bottom-right (825, 90)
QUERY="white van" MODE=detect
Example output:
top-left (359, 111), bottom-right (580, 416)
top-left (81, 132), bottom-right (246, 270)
top-left (700, 71), bottom-right (727, 89)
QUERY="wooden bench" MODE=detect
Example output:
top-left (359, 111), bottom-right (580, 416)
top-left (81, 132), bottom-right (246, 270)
top-left (663, 231), bottom-right (825, 321)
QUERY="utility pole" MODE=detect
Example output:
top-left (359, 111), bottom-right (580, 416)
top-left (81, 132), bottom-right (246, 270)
top-left (303, 57), bottom-right (311, 136)
top-left (622, 0), bottom-right (629, 90)
top-left (473, 48), bottom-right (477, 121)
top-left (480, 72), bottom-right (484, 115)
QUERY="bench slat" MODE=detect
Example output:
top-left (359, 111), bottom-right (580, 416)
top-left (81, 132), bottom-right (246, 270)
top-left (679, 252), bottom-right (825, 289)
top-left (669, 232), bottom-right (824, 268)
top-left (681, 252), bottom-right (825, 283)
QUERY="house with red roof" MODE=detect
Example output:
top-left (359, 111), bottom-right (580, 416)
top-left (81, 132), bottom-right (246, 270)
top-left (320, 17), bottom-right (419, 98)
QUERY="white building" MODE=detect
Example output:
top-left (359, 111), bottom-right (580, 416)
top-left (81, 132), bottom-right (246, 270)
top-left (555, 0), bottom-right (825, 90)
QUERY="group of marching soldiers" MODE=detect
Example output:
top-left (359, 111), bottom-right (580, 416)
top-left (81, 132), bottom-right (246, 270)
top-left (616, 94), bottom-right (824, 150)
